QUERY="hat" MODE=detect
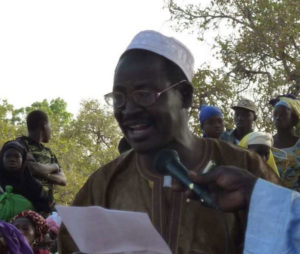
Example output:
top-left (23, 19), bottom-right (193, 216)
top-left (247, 132), bottom-right (273, 147)
top-left (199, 105), bottom-right (223, 125)
top-left (123, 30), bottom-right (195, 82)
top-left (232, 98), bottom-right (256, 113)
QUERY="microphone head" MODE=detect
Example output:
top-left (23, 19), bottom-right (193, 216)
top-left (154, 149), bottom-right (180, 174)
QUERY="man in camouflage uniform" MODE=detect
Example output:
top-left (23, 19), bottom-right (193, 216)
top-left (17, 110), bottom-right (67, 209)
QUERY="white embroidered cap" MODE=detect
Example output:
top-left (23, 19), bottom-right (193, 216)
top-left (247, 132), bottom-right (273, 148)
top-left (123, 30), bottom-right (195, 82)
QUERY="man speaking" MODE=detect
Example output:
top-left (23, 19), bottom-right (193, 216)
top-left (59, 30), bottom-right (279, 254)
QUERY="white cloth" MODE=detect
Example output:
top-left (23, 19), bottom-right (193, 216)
top-left (244, 179), bottom-right (300, 254)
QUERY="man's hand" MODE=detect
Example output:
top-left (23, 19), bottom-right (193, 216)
top-left (27, 161), bottom-right (60, 176)
top-left (188, 166), bottom-right (257, 212)
top-left (27, 162), bottom-right (67, 186)
top-left (47, 170), bottom-right (67, 186)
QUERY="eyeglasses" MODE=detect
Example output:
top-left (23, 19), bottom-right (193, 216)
top-left (104, 80), bottom-right (187, 108)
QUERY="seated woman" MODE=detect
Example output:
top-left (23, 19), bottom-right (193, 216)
top-left (270, 96), bottom-right (300, 190)
top-left (11, 210), bottom-right (50, 254)
top-left (0, 141), bottom-right (51, 214)
top-left (198, 105), bottom-right (224, 139)
top-left (239, 131), bottom-right (279, 176)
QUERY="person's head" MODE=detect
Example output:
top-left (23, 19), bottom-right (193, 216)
top-left (11, 210), bottom-right (49, 248)
top-left (239, 132), bottom-right (273, 162)
top-left (106, 30), bottom-right (194, 153)
top-left (0, 141), bottom-right (27, 173)
top-left (232, 99), bottom-right (257, 132)
top-left (273, 100), bottom-right (299, 131)
top-left (12, 217), bottom-right (36, 246)
top-left (199, 105), bottom-right (224, 138)
top-left (0, 221), bottom-right (34, 254)
top-left (248, 144), bottom-right (270, 162)
top-left (44, 217), bottom-right (59, 252)
top-left (26, 110), bottom-right (51, 143)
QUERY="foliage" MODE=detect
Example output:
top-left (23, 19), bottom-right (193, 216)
top-left (55, 100), bottom-right (121, 204)
top-left (0, 98), bottom-right (121, 205)
top-left (189, 67), bottom-right (235, 134)
top-left (0, 100), bottom-right (18, 145)
top-left (168, 0), bottom-right (300, 133)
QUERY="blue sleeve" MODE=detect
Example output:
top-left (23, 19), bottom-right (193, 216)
top-left (243, 179), bottom-right (300, 254)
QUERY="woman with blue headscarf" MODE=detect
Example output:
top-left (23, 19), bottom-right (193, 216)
top-left (199, 105), bottom-right (224, 139)
top-left (270, 95), bottom-right (300, 190)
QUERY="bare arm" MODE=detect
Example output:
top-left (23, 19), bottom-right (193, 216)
top-left (27, 161), bottom-right (67, 186)
top-left (27, 161), bottom-right (60, 177)
top-left (47, 169), bottom-right (67, 186)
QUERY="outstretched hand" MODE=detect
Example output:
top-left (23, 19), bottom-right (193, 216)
top-left (188, 166), bottom-right (257, 212)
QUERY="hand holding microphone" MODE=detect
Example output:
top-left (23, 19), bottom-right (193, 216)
top-left (188, 166), bottom-right (257, 212)
top-left (154, 149), bottom-right (257, 212)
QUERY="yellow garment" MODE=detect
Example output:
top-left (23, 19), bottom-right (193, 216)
top-left (239, 132), bottom-right (280, 176)
top-left (280, 97), bottom-right (300, 130)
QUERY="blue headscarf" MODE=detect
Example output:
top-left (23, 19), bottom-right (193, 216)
top-left (274, 100), bottom-right (291, 109)
top-left (199, 105), bottom-right (223, 125)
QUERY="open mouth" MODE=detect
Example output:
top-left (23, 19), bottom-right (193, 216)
top-left (124, 122), bottom-right (154, 142)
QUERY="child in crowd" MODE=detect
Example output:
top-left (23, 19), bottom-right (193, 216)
top-left (198, 105), bottom-right (224, 139)
top-left (239, 132), bottom-right (279, 176)
top-left (11, 210), bottom-right (50, 254)
top-left (0, 141), bottom-right (51, 214)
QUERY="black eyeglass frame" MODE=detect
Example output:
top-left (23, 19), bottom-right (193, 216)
top-left (104, 80), bottom-right (187, 109)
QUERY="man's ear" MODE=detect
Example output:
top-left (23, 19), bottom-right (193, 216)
top-left (178, 81), bottom-right (193, 108)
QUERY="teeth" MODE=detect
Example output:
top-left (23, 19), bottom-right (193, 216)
top-left (129, 123), bottom-right (149, 130)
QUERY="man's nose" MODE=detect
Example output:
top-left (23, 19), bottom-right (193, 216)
top-left (122, 97), bottom-right (143, 115)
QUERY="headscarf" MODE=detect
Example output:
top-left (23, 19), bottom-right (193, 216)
top-left (239, 132), bottom-right (279, 176)
top-left (274, 97), bottom-right (300, 129)
top-left (198, 105), bottom-right (223, 125)
top-left (0, 220), bottom-right (34, 254)
top-left (0, 141), bottom-right (51, 213)
top-left (0, 185), bottom-right (33, 222)
top-left (0, 141), bottom-right (28, 197)
top-left (269, 94), bottom-right (297, 106)
top-left (11, 211), bottom-right (49, 247)
top-left (45, 217), bottom-right (58, 237)
top-left (0, 141), bottom-right (27, 175)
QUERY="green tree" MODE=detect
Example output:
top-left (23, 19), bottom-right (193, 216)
top-left (0, 100), bottom-right (18, 146)
top-left (190, 68), bottom-right (236, 134)
top-left (54, 99), bottom-right (121, 204)
top-left (0, 98), bottom-right (121, 205)
top-left (168, 0), bottom-right (300, 132)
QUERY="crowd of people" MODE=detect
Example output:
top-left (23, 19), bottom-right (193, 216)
top-left (0, 30), bottom-right (299, 254)
top-left (199, 95), bottom-right (300, 190)
top-left (0, 110), bottom-right (64, 253)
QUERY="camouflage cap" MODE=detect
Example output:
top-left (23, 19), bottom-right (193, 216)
top-left (232, 98), bottom-right (257, 113)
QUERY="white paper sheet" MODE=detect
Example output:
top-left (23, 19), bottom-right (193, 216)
top-left (56, 205), bottom-right (172, 254)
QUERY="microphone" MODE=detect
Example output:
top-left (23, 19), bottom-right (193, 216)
top-left (154, 149), bottom-right (217, 209)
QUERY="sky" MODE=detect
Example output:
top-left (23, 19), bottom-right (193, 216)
top-left (0, 0), bottom-right (216, 115)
